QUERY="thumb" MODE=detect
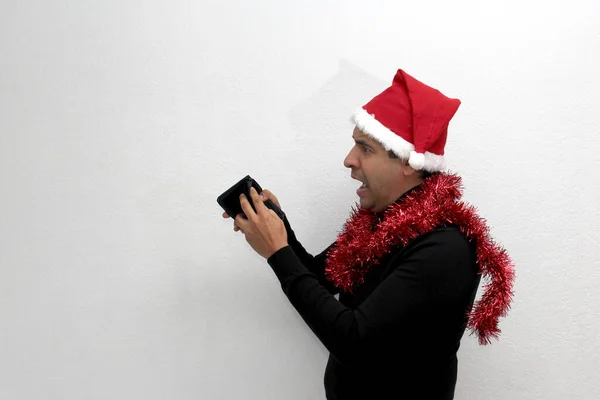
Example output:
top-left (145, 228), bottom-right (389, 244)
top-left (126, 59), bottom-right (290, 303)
top-left (261, 189), bottom-right (280, 207)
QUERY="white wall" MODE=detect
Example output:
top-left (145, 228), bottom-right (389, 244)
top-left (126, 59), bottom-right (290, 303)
top-left (1, 1), bottom-right (599, 399)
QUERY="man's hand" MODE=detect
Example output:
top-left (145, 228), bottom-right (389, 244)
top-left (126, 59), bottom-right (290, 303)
top-left (231, 187), bottom-right (288, 259)
top-left (222, 189), bottom-right (281, 233)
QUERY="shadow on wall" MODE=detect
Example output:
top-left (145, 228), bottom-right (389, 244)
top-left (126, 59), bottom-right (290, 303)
top-left (288, 58), bottom-right (387, 149)
top-left (286, 60), bottom-right (387, 243)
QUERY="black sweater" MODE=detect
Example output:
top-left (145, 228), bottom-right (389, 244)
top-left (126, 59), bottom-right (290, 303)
top-left (267, 215), bottom-right (481, 400)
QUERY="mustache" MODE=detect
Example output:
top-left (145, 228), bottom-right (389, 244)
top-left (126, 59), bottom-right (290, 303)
top-left (351, 173), bottom-right (368, 184)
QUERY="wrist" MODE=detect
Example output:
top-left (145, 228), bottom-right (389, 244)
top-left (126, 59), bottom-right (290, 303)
top-left (267, 242), bottom-right (289, 259)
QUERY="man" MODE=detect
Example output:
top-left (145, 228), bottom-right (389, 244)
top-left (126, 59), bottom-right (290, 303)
top-left (223, 69), bottom-right (515, 399)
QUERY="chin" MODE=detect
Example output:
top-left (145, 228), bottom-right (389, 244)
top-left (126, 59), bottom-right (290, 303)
top-left (359, 199), bottom-right (374, 210)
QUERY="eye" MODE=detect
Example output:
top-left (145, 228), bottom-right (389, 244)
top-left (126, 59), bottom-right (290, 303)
top-left (361, 145), bottom-right (371, 153)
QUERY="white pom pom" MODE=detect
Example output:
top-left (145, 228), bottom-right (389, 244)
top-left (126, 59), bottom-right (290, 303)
top-left (408, 151), bottom-right (425, 170)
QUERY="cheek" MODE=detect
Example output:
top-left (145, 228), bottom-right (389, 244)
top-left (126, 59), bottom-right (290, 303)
top-left (368, 162), bottom-right (400, 191)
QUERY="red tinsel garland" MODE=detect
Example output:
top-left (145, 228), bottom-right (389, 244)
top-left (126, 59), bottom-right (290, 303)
top-left (324, 173), bottom-right (515, 345)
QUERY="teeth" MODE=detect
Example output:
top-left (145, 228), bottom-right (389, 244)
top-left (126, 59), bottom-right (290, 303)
top-left (353, 176), bottom-right (368, 188)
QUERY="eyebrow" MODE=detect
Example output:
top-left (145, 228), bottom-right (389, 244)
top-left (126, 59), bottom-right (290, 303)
top-left (354, 138), bottom-right (373, 148)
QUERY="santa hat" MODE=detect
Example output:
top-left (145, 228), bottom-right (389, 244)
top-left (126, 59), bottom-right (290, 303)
top-left (352, 69), bottom-right (461, 172)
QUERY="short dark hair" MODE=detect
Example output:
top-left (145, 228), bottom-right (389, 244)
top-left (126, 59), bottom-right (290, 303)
top-left (388, 150), bottom-right (434, 179)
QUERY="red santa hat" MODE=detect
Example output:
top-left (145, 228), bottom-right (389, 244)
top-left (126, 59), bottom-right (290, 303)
top-left (352, 69), bottom-right (461, 172)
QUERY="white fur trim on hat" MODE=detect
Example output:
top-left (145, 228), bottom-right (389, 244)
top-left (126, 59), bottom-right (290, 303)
top-left (352, 107), bottom-right (414, 159)
top-left (408, 151), bottom-right (425, 170)
top-left (422, 151), bottom-right (446, 172)
top-left (351, 107), bottom-right (446, 172)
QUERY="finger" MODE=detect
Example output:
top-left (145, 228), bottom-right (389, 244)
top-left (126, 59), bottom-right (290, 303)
top-left (261, 189), bottom-right (280, 208)
top-left (222, 212), bottom-right (230, 218)
top-left (239, 193), bottom-right (256, 219)
top-left (234, 222), bottom-right (244, 232)
top-left (234, 213), bottom-right (249, 231)
top-left (249, 187), bottom-right (268, 214)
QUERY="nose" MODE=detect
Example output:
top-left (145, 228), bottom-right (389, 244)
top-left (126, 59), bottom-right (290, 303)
top-left (344, 146), bottom-right (359, 169)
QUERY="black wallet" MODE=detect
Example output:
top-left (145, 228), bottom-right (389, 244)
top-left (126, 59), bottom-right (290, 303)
top-left (217, 175), bottom-right (285, 220)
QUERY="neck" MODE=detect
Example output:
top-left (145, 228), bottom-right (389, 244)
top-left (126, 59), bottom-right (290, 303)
top-left (371, 177), bottom-right (425, 215)
top-left (391, 176), bottom-right (426, 205)
top-left (400, 176), bottom-right (425, 197)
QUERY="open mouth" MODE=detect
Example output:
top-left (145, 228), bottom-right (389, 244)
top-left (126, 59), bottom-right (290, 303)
top-left (352, 175), bottom-right (369, 196)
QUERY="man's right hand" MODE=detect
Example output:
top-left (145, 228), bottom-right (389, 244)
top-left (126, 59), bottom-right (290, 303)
top-left (222, 189), bottom-right (281, 233)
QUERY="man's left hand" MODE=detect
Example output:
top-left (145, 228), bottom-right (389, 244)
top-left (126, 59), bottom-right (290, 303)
top-left (235, 187), bottom-right (288, 259)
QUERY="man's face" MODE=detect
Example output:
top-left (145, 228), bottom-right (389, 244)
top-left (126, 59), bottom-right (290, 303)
top-left (343, 128), bottom-right (412, 212)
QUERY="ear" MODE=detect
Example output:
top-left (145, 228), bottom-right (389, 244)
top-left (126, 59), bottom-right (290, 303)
top-left (400, 159), bottom-right (419, 177)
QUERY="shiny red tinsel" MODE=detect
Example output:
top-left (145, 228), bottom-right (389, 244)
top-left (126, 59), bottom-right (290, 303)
top-left (324, 173), bottom-right (515, 345)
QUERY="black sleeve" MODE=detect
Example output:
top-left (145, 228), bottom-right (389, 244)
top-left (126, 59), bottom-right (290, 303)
top-left (282, 216), bottom-right (339, 295)
top-left (267, 228), bottom-right (474, 365)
